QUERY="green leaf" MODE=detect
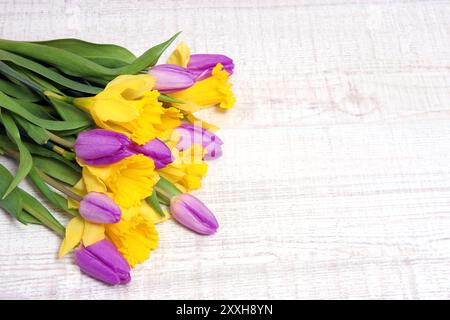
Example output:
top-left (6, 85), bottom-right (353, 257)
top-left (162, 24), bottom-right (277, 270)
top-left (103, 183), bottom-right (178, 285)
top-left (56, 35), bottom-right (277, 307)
top-left (0, 78), bottom-right (40, 101)
top-left (0, 32), bottom-right (180, 80)
top-left (32, 156), bottom-right (81, 186)
top-left (116, 32), bottom-right (181, 74)
top-left (0, 110), bottom-right (33, 198)
top-left (13, 99), bottom-right (53, 119)
top-left (35, 38), bottom-right (136, 68)
top-left (48, 97), bottom-right (92, 122)
top-left (0, 61), bottom-right (45, 92)
top-left (19, 189), bottom-right (65, 235)
top-left (146, 190), bottom-right (166, 217)
top-left (0, 91), bottom-right (91, 130)
top-left (13, 115), bottom-right (49, 144)
top-left (0, 163), bottom-right (64, 234)
top-left (0, 49), bottom-right (102, 94)
top-left (28, 168), bottom-right (78, 216)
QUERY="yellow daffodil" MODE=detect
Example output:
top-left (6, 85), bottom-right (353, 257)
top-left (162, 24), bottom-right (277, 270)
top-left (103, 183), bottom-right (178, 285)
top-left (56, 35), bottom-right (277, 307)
top-left (168, 63), bottom-right (236, 112)
top-left (74, 74), bottom-right (167, 145)
top-left (82, 154), bottom-right (159, 208)
top-left (105, 212), bottom-right (159, 267)
top-left (157, 144), bottom-right (208, 192)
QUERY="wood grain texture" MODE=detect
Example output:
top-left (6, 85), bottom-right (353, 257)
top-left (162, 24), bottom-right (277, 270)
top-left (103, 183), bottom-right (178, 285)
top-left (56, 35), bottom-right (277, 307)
top-left (1, 0), bottom-right (450, 299)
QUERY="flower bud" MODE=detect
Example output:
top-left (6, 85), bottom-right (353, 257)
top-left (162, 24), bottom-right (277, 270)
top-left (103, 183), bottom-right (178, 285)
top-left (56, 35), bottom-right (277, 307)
top-left (148, 64), bottom-right (196, 93)
top-left (74, 129), bottom-right (134, 166)
top-left (75, 239), bottom-right (131, 285)
top-left (187, 54), bottom-right (234, 81)
top-left (170, 194), bottom-right (218, 235)
top-left (79, 192), bottom-right (121, 224)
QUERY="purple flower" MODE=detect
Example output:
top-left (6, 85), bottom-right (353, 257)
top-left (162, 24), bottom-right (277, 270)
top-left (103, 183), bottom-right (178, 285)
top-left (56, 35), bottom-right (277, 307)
top-left (187, 54), bottom-right (234, 81)
top-left (131, 138), bottom-right (174, 169)
top-left (79, 192), bottom-right (121, 224)
top-left (74, 129), bottom-right (134, 166)
top-left (175, 123), bottom-right (223, 160)
top-left (75, 239), bottom-right (131, 285)
top-left (75, 129), bottom-right (173, 168)
top-left (170, 194), bottom-right (219, 235)
top-left (148, 64), bottom-right (196, 93)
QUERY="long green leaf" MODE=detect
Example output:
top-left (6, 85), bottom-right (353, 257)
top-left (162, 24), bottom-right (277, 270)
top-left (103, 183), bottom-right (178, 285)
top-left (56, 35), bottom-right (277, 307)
top-left (115, 32), bottom-right (181, 74)
top-left (32, 156), bottom-right (81, 186)
top-left (14, 115), bottom-right (49, 144)
top-left (35, 38), bottom-right (136, 68)
top-left (0, 78), bottom-right (40, 101)
top-left (0, 49), bottom-right (102, 94)
top-left (0, 110), bottom-right (33, 198)
top-left (0, 91), bottom-right (90, 130)
top-left (146, 190), bottom-right (166, 217)
top-left (0, 61), bottom-right (45, 92)
top-left (0, 32), bottom-right (180, 80)
top-left (28, 168), bottom-right (78, 216)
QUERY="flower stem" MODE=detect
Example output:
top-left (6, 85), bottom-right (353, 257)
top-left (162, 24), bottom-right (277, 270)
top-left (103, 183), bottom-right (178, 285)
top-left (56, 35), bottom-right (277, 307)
top-left (35, 169), bottom-right (83, 202)
top-left (46, 131), bottom-right (75, 149)
top-left (43, 90), bottom-right (74, 103)
top-left (44, 141), bottom-right (76, 160)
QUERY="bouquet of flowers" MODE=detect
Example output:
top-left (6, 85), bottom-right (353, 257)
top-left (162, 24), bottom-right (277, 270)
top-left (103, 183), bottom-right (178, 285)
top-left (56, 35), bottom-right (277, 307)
top-left (0, 32), bottom-right (235, 285)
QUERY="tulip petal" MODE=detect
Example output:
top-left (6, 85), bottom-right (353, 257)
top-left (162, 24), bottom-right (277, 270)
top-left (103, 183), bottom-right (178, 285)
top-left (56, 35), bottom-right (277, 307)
top-left (59, 216), bottom-right (84, 257)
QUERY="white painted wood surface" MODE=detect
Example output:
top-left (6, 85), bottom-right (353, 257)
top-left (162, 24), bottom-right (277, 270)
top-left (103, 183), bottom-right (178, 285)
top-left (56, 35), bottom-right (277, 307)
top-left (1, 0), bottom-right (450, 299)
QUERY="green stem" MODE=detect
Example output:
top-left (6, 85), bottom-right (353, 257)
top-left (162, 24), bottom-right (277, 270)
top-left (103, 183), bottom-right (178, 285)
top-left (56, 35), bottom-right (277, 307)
top-left (44, 141), bottom-right (75, 160)
top-left (46, 131), bottom-right (74, 149)
top-left (35, 169), bottom-right (83, 202)
top-left (43, 90), bottom-right (74, 103)
top-left (155, 176), bottom-right (182, 200)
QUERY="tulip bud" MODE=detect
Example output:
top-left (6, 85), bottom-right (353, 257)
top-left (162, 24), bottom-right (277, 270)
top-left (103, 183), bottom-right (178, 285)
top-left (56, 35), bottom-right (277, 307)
top-left (148, 64), bottom-right (196, 93)
top-left (170, 194), bottom-right (219, 235)
top-left (75, 239), bottom-right (131, 285)
top-left (175, 123), bottom-right (223, 160)
top-left (131, 138), bottom-right (174, 169)
top-left (187, 54), bottom-right (234, 81)
top-left (74, 129), bottom-right (134, 166)
top-left (75, 129), bottom-right (174, 168)
top-left (79, 192), bottom-right (121, 224)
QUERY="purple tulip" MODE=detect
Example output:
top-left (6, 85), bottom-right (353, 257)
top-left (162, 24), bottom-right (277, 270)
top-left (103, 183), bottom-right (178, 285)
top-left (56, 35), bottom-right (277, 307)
top-left (131, 138), bottom-right (174, 169)
top-left (74, 129), bottom-right (134, 166)
top-left (75, 129), bottom-right (173, 168)
top-left (187, 54), bottom-right (234, 81)
top-left (148, 64), bottom-right (196, 93)
top-left (75, 239), bottom-right (131, 285)
top-left (175, 123), bottom-right (224, 160)
top-left (170, 194), bottom-right (219, 235)
top-left (79, 192), bottom-right (121, 224)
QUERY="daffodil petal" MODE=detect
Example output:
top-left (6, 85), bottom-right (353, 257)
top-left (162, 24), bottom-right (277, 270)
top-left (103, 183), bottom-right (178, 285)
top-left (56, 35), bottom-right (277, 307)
top-left (58, 217), bottom-right (84, 257)
top-left (167, 41), bottom-right (190, 67)
top-left (82, 221), bottom-right (105, 247)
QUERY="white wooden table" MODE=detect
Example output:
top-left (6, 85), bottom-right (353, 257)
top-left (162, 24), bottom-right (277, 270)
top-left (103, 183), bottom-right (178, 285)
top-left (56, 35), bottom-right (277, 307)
top-left (1, 0), bottom-right (450, 299)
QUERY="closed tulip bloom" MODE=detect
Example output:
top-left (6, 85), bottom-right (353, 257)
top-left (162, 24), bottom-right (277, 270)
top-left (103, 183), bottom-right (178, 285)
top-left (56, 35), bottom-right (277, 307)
top-left (170, 194), bottom-right (219, 235)
top-left (74, 129), bottom-right (134, 166)
top-left (187, 54), bottom-right (234, 81)
top-left (148, 64), bottom-right (196, 93)
top-left (175, 124), bottom-right (223, 160)
top-left (79, 192), bottom-right (121, 224)
top-left (75, 129), bottom-right (173, 168)
top-left (75, 239), bottom-right (131, 285)
top-left (131, 138), bottom-right (174, 169)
